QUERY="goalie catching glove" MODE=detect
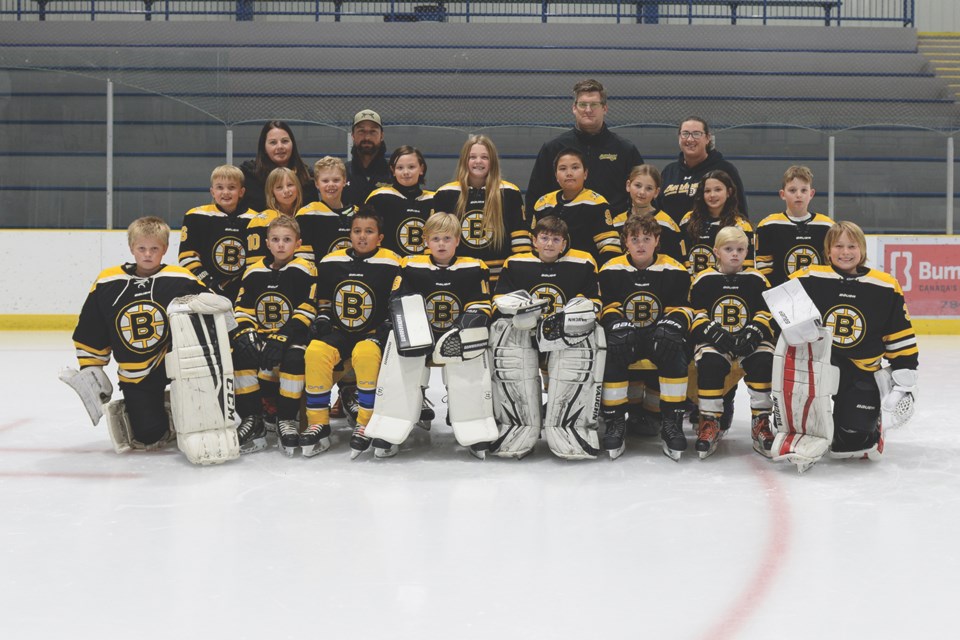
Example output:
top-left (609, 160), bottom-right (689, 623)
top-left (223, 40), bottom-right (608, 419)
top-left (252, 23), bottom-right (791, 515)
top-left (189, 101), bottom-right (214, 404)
top-left (495, 290), bottom-right (550, 330)
top-left (875, 367), bottom-right (917, 428)
top-left (537, 296), bottom-right (597, 352)
top-left (433, 311), bottom-right (489, 364)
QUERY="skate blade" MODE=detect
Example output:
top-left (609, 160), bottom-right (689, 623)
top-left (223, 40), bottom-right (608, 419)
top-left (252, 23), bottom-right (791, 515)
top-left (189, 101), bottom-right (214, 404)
top-left (301, 439), bottom-right (331, 458)
top-left (468, 448), bottom-right (486, 461)
top-left (661, 442), bottom-right (682, 462)
top-left (374, 445), bottom-right (399, 459)
top-left (239, 437), bottom-right (268, 455)
top-left (280, 445), bottom-right (298, 458)
top-left (752, 441), bottom-right (774, 459)
top-left (417, 419), bottom-right (431, 431)
top-left (782, 453), bottom-right (819, 474)
top-left (607, 444), bottom-right (625, 460)
top-left (696, 441), bottom-right (719, 460)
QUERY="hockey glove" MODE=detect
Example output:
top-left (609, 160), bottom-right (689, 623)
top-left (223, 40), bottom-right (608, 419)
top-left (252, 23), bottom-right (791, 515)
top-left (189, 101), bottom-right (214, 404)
top-left (605, 320), bottom-right (641, 363)
top-left (233, 328), bottom-right (261, 366)
top-left (702, 320), bottom-right (736, 355)
top-left (875, 367), bottom-right (918, 428)
top-left (259, 333), bottom-right (288, 372)
top-left (311, 313), bottom-right (334, 339)
top-left (652, 317), bottom-right (685, 363)
top-left (732, 323), bottom-right (765, 358)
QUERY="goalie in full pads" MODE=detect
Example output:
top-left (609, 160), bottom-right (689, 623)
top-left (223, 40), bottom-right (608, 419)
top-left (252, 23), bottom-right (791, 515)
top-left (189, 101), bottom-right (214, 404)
top-left (489, 215), bottom-right (604, 460)
top-left (766, 221), bottom-right (919, 473)
top-left (363, 212), bottom-right (496, 458)
top-left (64, 217), bottom-right (240, 465)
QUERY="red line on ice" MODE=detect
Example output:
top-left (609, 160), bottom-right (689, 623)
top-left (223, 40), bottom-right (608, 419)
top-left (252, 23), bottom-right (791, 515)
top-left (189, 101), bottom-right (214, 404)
top-left (0, 471), bottom-right (143, 479)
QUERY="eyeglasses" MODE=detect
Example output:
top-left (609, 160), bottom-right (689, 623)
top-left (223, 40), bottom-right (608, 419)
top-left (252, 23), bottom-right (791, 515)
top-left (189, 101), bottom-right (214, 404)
top-left (679, 131), bottom-right (706, 140)
top-left (575, 101), bottom-right (605, 111)
top-left (536, 234), bottom-right (565, 245)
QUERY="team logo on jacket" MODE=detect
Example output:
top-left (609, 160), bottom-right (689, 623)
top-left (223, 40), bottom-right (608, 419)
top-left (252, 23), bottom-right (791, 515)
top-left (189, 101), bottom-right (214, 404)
top-left (426, 292), bottom-right (461, 330)
top-left (256, 293), bottom-right (291, 331)
top-left (398, 217), bottom-right (426, 254)
top-left (460, 211), bottom-right (493, 249)
top-left (688, 244), bottom-right (716, 274)
top-left (116, 301), bottom-right (167, 353)
top-left (213, 236), bottom-right (246, 274)
top-left (532, 284), bottom-right (565, 315)
top-left (785, 246), bottom-right (820, 275)
top-left (624, 292), bottom-right (661, 327)
top-left (336, 281), bottom-right (374, 328)
top-left (824, 304), bottom-right (865, 348)
top-left (712, 296), bottom-right (748, 332)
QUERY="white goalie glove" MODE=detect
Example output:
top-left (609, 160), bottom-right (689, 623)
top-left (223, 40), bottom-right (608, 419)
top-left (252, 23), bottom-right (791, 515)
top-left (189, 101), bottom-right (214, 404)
top-left (875, 367), bottom-right (917, 428)
top-left (495, 290), bottom-right (550, 330)
top-left (433, 312), bottom-right (489, 364)
top-left (59, 366), bottom-right (114, 426)
top-left (537, 296), bottom-right (597, 352)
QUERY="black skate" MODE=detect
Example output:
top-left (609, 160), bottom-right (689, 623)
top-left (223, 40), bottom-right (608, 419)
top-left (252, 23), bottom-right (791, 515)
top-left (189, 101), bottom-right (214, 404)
top-left (418, 395), bottom-right (434, 430)
top-left (602, 411), bottom-right (627, 460)
top-left (349, 422), bottom-right (371, 459)
top-left (468, 441), bottom-right (490, 460)
top-left (660, 410), bottom-right (687, 462)
top-left (373, 438), bottom-right (399, 459)
top-left (237, 415), bottom-right (267, 454)
top-left (299, 423), bottom-right (331, 458)
top-left (277, 419), bottom-right (299, 457)
top-left (341, 386), bottom-right (360, 427)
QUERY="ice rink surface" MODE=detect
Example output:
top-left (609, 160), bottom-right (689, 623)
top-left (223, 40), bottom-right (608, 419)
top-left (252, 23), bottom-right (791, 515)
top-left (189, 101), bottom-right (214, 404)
top-left (1, 332), bottom-right (955, 640)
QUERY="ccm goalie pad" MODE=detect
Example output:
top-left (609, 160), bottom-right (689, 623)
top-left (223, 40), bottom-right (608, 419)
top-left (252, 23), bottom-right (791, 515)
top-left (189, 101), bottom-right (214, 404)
top-left (165, 294), bottom-right (240, 465)
top-left (364, 295), bottom-right (434, 445)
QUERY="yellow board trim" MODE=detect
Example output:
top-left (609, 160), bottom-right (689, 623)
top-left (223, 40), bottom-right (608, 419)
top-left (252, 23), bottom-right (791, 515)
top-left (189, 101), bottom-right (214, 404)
top-left (0, 315), bottom-right (78, 330)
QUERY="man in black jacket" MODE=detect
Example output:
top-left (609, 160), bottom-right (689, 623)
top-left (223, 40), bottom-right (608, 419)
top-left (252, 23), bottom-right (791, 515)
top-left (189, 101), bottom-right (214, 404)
top-left (525, 79), bottom-right (643, 214)
top-left (345, 109), bottom-right (393, 207)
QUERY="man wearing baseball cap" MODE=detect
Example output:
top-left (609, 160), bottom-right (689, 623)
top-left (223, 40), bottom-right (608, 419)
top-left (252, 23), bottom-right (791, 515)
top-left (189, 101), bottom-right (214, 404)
top-left (345, 109), bottom-right (392, 206)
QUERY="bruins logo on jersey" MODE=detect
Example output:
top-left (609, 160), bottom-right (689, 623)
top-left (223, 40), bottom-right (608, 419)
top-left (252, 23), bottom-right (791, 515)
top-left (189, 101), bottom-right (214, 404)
top-left (784, 245), bottom-right (820, 276)
top-left (212, 236), bottom-right (246, 274)
top-left (256, 293), bottom-right (291, 332)
top-left (336, 281), bottom-right (375, 329)
top-left (460, 211), bottom-right (493, 249)
top-left (623, 292), bottom-right (661, 327)
top-left (116, 301), bottom-right (167, 353)
top-left (712, 296), bottom-right (748, 332)
top-left (425, 291), bottom-right (461, 330)
top-left (329, 237), bottom-right (351, 254)
top-left (688, 244), bottom-right (716, 274)
top-left (532, 283), bottom-right (566, 315)
top-left (824, 304), bottom-right (865, 348)
top-left (397, 217), bottom-right (426, 254)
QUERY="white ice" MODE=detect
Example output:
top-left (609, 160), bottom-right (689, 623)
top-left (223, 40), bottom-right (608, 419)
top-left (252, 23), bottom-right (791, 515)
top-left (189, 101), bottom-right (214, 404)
top-left (1, 332), bottom-right (956, 640)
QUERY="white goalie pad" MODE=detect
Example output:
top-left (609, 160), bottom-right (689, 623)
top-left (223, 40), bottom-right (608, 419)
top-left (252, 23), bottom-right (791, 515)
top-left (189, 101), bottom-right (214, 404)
top-left (543, 326), bottom-right (606, 460)
top-left (165, 307), bottom-right (240, 465)
top-left (433, 325), bottom-right (489, 364)
top-left (443, 352), bottom-right (498, 447)
top-left (763, 278), bottom-right (822, 346)
top-left (496, 290), bottom-right (550, 330)
top-left (489, 317), bottom-right (542, 458)
top-left (169, 292), bottom-right (238, 332)
top-left (59, 366), bottom-right (113, 426)
top-left (770, 328), bottom-right (840, 472)
top-left (364, 331), bottom-right (427, 445)
top-left (103, 398), bottom-right (174, 454)
top-left (389, 294), bottom-right (435, 356)
top-left (537, 296), bottom-right (597, 352)
top-left (875, 367), bottom-right (917, 429)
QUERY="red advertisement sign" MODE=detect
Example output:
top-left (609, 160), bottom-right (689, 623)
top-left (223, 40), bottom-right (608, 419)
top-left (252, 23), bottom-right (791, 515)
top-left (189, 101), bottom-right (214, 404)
top-left (884, 243), bottom-right (960, 317)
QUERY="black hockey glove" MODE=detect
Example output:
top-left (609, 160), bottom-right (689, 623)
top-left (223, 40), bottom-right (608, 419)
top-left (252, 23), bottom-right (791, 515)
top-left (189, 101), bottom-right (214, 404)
top-left (259, 333), bottom-right (288, 372)
top-left (702, 320), bottom-right (736, 355)
top-left (233, 328), bottom-right (261, 365)
top-left (311, 313), bottom-right (334, 339)
top-left (606, 320), bottom-right (641, 363)
top-left (652, 317), bottom-right (685, 363)
top-left (732, 323), bottom-right (765, 358)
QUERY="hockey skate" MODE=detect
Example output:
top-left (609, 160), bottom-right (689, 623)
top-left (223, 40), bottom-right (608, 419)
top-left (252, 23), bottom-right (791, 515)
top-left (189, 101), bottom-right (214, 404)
top-left (262, 397), bottom-right (278, 434)
top-left (341, 386), bottom-right (360, 427)
top-left (418, 395), bottom-right (434, 431)
top-left (751, 413), bottom-right (774, 458)
top-left (299, 423), bottom-right (331, 458)
top-left (828, 424), bottom-right (884, 461)
top-left (695, 414), bottom-right (722, 460)
top-left (373, 438), bottom-right (399, 458)
top-left (237, 415), bottom-right (267, 454)
top-left (660, 410), bottom-right (687, 461)
top-left (349, 422), bottom-right (372, 459)
top-left (601, 410), bottom-right (627, 460)
top-left (626, 409), bottom-right (659, 437)
top-left (468, 441), bottom-right (490, 460)
top-left (277, 419), bottom-right (299, 457)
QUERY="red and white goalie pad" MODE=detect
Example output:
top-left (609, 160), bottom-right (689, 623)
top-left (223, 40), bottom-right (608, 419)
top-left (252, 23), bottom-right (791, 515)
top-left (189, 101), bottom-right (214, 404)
top-left (165, 297), bottom-right (240, 465)
top-left (771, 328), bottom-right (839, 471)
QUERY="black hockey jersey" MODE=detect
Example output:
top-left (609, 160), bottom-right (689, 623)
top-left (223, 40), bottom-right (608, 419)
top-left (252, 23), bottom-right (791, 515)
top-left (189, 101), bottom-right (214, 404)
top-left (755, 212), bottom-right (834, 287)
top-left (364, 184), bottom-right (434, 257)
top-left (532, 189), bottom-right (620, 267)
top-left (611, 209), bottom-right (687, 264)
top-left (430, 181), bottom-right (531, 283)
top-left (234, 256), bottom-right (317, 342)
top-left (73, 264), bottom-right (206, 384)
top-left (398, 255), bottom-right (492, 338)
top-left (599, 253), bottom-right (694, 332)
top-left (494, 249), bottom-right (599, 317)
top-left (315, 247), bottom-right (402, 335)
top-left (178, 203), bottom-right (263, 300)
top-left (689, 267), bottom-right (774, 343)
top-left (295, 201), bottom-right (355, 263)
top-left (679, 213), bottom-right (755, 275)
top-left (790, 265), bottom-right (918, 372)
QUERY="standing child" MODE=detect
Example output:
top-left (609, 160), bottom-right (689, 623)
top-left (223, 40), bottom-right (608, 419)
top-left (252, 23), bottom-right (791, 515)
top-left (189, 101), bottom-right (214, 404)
top-left (231, 215), bottom-right (317, 455)
top-left (755, 165), bottom-right (834, 287)
top-left (689, 227), bottom-right (776, 459)
top-left (178, 164), bottom-right (260, 302)
top-left (296, 156), bottom-right (355, 263)
top-left (246, 167), bottom-right (306, 265)
top-left (680, 169), bottom-right (755, 276)
top-left (612, 165), bottom-right (686, 263)
top-left (365, 145), bottom-right (434, 257)
top-left (303, 206), bottom-right (403, 458)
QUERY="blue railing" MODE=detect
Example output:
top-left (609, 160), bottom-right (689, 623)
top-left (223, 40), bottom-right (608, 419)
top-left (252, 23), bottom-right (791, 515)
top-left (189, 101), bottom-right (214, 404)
top-left (0, 1), bottom-right (916, 26)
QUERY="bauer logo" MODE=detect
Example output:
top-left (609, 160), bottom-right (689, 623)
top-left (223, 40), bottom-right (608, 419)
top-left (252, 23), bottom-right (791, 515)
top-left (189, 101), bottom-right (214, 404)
top-left (885, 243), bottom-right (960, 317)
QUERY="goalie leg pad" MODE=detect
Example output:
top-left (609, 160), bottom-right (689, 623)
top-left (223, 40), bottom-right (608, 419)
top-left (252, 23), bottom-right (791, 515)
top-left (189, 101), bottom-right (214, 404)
top-left (165, 310), bottom-right (240, 465)
top-left (363, 332), bottom-right (425, 444)
top-left (59, 366), bottom-right (114, 426)
top-left (543, 326), bottom-right (606, 460)
top-left (443, 352), bottom-right (498, 447)
top-left (104, 399), bottom-right (174, 453)
top-left (770, 328), bottom-right (839, 471)
top-left (489, 318), bottom-right (542, 458)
